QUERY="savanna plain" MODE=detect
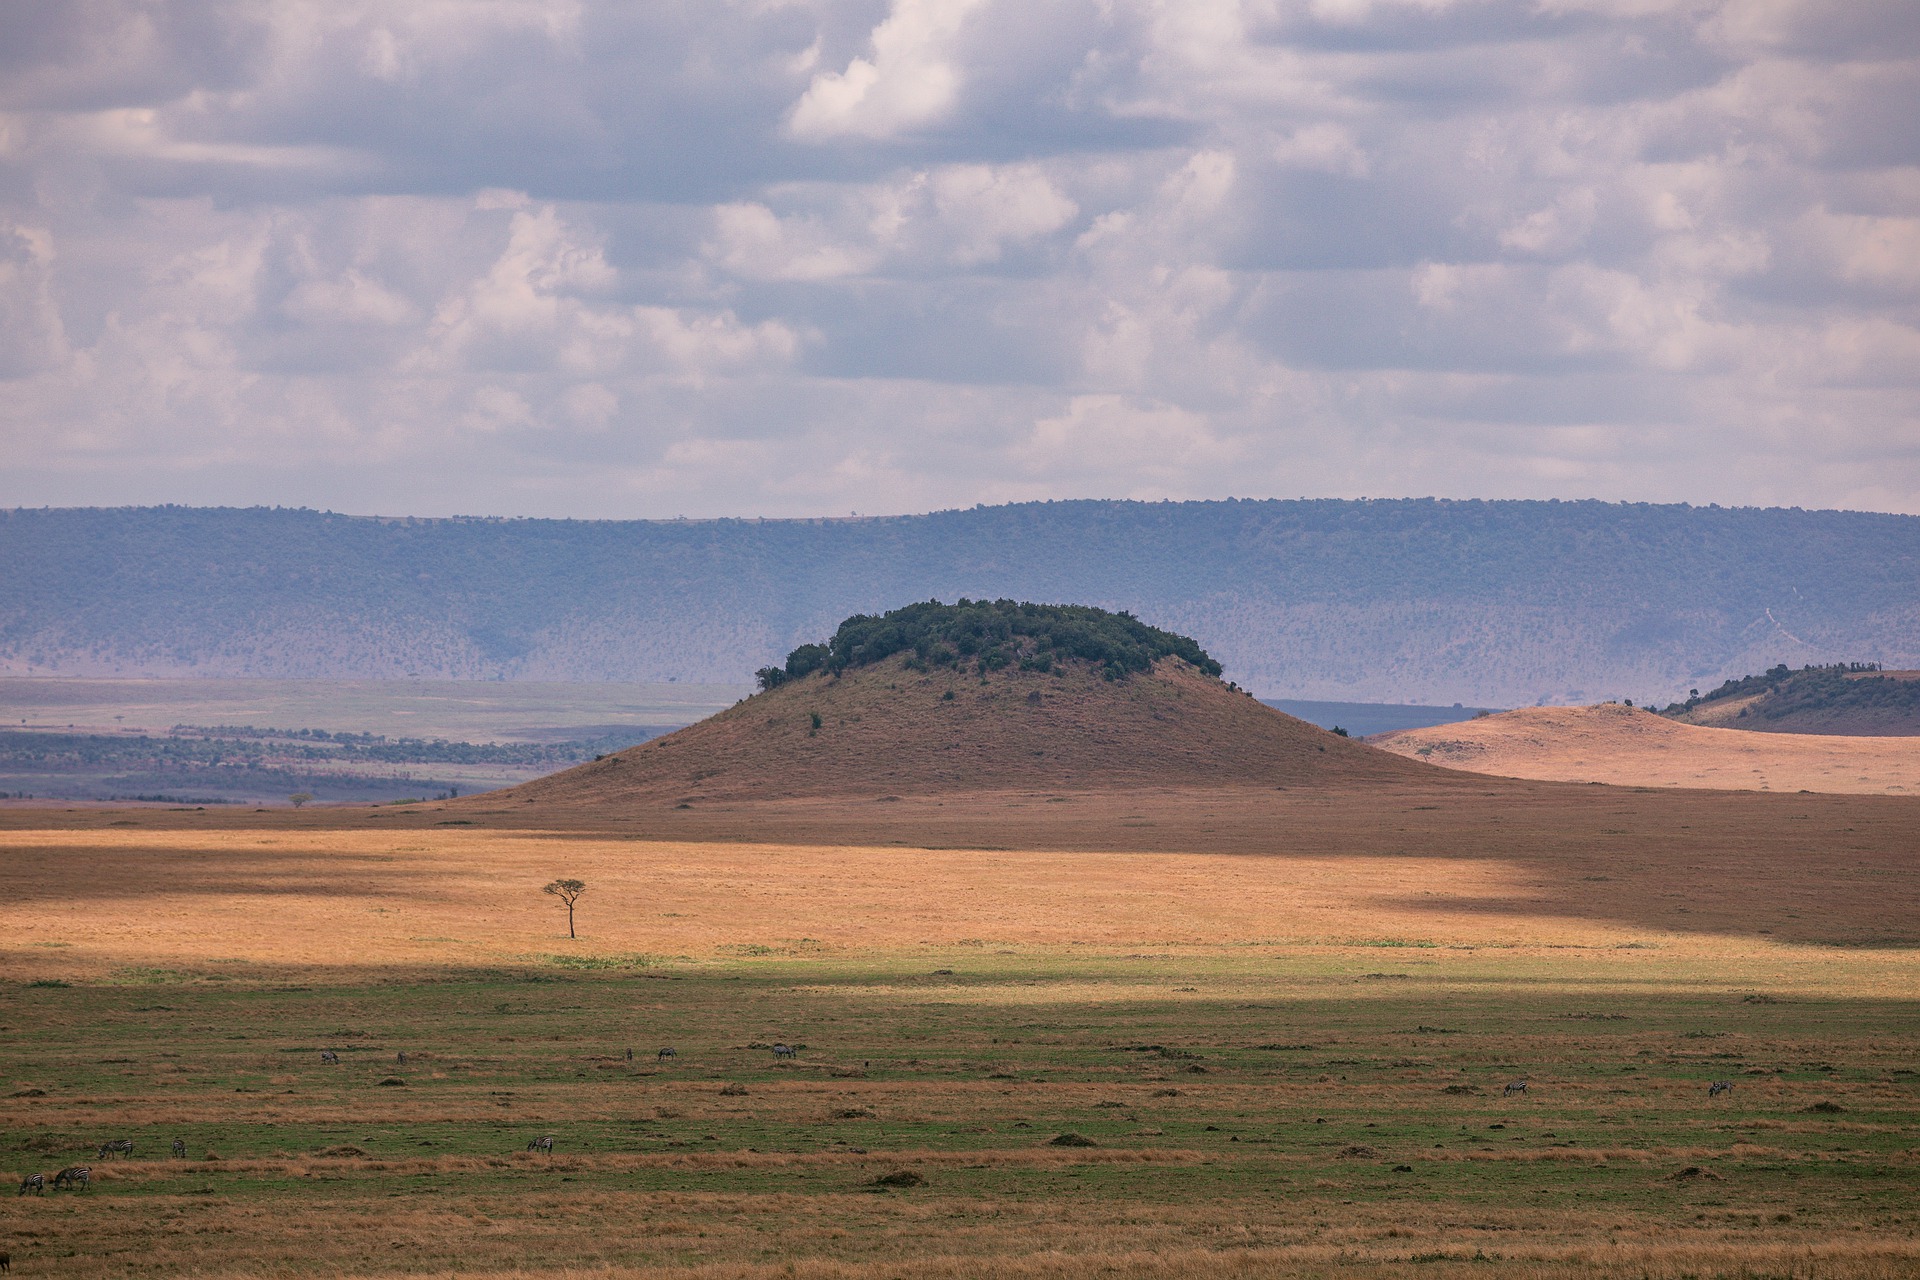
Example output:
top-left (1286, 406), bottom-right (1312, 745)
top-left (2, 783), bottom-right (1917, 1280)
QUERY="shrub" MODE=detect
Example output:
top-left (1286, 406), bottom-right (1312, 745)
top-left (1048, 1132), bottom-right (1098, 1147)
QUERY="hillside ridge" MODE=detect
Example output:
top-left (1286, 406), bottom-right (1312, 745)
top-left (496, 652), bottom-right (1435, 807)
top-left (1659, 664), bottom-right (1920, 736)
top-left (1373, 703), bottom-right (1920, 795)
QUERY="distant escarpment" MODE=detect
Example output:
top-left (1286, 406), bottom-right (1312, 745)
top-left (496, 602), bottom-right (1433, 807)
top-left (4, 499), bottom-right (1917, 704)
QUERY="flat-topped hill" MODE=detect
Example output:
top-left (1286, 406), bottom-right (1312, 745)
top-left (498, 602), bottom-right (1433, 807)
top-left (1374, 702), bottom-right (1920, 795)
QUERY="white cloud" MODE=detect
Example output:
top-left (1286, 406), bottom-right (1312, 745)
top-left (788, 0), bottom-right (986, 141)
top-left (0, 0), bottom-right (1913, 516)
top-left (707, 161), bottom-right (1078, 281)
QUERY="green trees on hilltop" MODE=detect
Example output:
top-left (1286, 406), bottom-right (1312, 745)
top-left (755, 599), bottom-right (1222, 690)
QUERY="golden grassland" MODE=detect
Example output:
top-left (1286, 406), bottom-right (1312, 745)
top-left (1372, 703), bottom-right (1920, 795)
top-left (1, 779), bottom-right (1917, 1278)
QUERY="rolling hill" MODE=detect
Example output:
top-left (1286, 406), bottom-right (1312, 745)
top-left (4, 499), bottom-right (1917, 705)
top-left (1372, 702), bottom-right (1920, 795)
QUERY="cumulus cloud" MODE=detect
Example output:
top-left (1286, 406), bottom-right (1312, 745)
top-left (0, 0), bottom-right (1914, 516)
top-left (788, 0), bottom-right (987, 141)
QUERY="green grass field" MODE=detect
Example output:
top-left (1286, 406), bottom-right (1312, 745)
top-left (5, 952), bottom-right (1916, 1279)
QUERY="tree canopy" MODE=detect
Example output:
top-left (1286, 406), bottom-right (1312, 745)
top-left (755, 599), bottom-right (1222, 690)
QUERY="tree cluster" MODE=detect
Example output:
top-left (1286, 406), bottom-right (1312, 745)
top-left (755, 599), bottom-right (1223, 690)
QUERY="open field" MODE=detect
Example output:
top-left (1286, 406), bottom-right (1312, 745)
top-left (2, 780), bottom-right (1918, 1278)
top-left (1374, 703), bottom-right (1920, 795)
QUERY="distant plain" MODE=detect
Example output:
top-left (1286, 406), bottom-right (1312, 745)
top-left (0, 678), bottom-right (745, 742)
top-left (0, 679), bottom-right (745, 805)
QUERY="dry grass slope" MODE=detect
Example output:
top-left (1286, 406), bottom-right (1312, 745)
top-left (1373, 702), bottom-right (1920, 795)
top-left (502, 655), bottom-right (1433, 807)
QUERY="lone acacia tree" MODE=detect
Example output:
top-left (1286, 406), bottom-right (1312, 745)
top-left (543, 878), bottom-right (588, 938)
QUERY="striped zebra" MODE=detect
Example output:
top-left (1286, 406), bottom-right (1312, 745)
top-left (53, 1166), bottom-right (90, 1191)
top-left (396, 1051), bottom-right (408, 1065)
top-left (1502, 1079), bottom-right (1529, 1096)
top-left (320, 1050), bottom-right (340, 1064)
top-left (771, 1043), bottom-right (798, 1059)
top-left (17, 1172), bottom-right (43, 1196)
top-left (172, 1138), bottom-right (187, 1158)
top-left (1708, 1080), bottom-right (1733, 1097)
top-left (526, 1136), bottom-right (554, 1155)
top-left (656, 1047), bottom-right (677, 1060)
top-left (97, 1139), bottom-right (133, 1160)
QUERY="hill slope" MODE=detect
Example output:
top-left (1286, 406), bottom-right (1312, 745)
top-left (1661, 665), bottom-right (1920, 735)
top-left (500, 654), bottom-right (1433, 808)
top-left (4, 499), bottom-right (1918, 704)
top-left (1373, 703), bottom-right (1920, 795)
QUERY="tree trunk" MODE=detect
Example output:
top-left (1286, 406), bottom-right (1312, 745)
top-left (568, 904), bottom-right (575, 938)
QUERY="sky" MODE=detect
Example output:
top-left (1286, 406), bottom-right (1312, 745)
top-left (1, 0), bottom-right (1917, 519)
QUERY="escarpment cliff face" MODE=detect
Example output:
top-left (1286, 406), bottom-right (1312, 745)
top-left (497, 653), bottom-right (1435, 808)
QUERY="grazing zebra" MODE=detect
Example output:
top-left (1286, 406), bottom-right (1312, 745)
top-left (1708, 1080), bottom-right (1734, 1097)
top-left (396, 1051), bottom-right (408, 1065)
top-left (320, 1050), bottom-right (340, 1064)
top-left (53, 1166), bottom-right (90, 1191)
top-left (172, 1138), bottom-right (187, 1158)
top-left (1503, 1079), bottom-right (1528, 1096)
top-left (17, 1172), bottom-right (43, 1196)
top-left (772, 1043), bottom-right (797, 1059)
top-left (97, 1139), bottom-right (133, 1160)
top-left (526, 1136), bottom-right (554, 1155)
top-left (656, 1047), bottom-right (677, 1060)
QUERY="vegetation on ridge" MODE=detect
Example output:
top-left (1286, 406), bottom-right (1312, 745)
top-left (755, 599), bottom-right (1222, 690)
top-left (1656, 662), bottom-right (1920, 734)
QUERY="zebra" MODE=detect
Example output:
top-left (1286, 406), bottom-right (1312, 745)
top-left (1708, 1080), bottom-right (1734, 1097)
top-left (17, 1172), bottom-right (43, 1196)
top-left (772, 1043), bottom-right (797, 1059)
top-left (97, 1139), bottom-right (133, 1160)
top-left (656, 1047), bottom-right (677, 1060)
top-left (52, 1166), bottom-right (90, 1191)
top-left (320, 1050), bottom-right (340, 1064)
top-left (396, 1051), bottom-right (408, 1065)
top-left (526, 1136), bottom-right (554, 1155)
top-left (171, 1138), bottom-right (187, 1158)
top-left (1503, 1079), bottom-right (1529, 1096)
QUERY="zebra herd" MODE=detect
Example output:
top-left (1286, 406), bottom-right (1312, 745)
top-left (16, 1136), bottom-right (195, 1196)
top-left (16, 1167), bottom-right (88, 1195)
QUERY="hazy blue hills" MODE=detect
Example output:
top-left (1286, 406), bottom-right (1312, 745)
top-left (3, 499), bottom-right (1915, 705)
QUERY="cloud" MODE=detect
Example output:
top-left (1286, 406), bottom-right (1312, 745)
top-left (0, 0), bottom-right (1913, 517)
top-left (788, 0), bottom-right (986, 141)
